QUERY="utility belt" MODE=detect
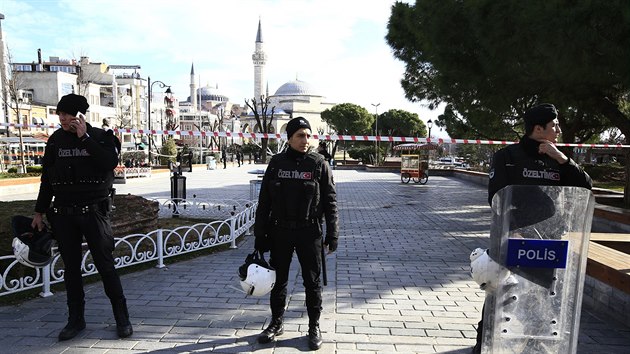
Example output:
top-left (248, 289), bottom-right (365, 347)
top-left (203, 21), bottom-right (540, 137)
top-left (51, 198), bottom-right (110, 215)
top-left (271, 218), bottom-right (318, 229)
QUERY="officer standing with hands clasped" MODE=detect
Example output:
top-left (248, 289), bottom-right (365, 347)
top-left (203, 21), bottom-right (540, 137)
top-left (31, 94), bottom-right (133, 341)
top-left (472, 103), bottom-right (592, 353)
top-left (254, 117), bottom-right (339, 350)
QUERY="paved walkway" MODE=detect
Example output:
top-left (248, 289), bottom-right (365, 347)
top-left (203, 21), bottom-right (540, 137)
top-left (1, 167), bottom-right (629, 353)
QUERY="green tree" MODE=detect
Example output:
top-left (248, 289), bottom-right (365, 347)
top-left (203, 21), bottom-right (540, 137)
top-left (321, 103), bottom-right (373, 135)
top-left (321, 103), bottom-right (373, 157)
top-left (378, 109), bottom-right (426, 155)
top-left (387, 0), bottom-right (630, 205)
top-left (159, 137), bottom-right (178, 165)
top-left (386, 1), bottom-right (628, 140)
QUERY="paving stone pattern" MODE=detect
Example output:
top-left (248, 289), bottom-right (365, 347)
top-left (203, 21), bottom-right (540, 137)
top-left (0, 168), bottom-right (629, 353)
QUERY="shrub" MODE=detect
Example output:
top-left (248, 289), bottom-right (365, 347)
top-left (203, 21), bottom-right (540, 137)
top-left (160, 138), bottom-right (178, 165)
top-left (583, 163), bottom-right (625, 182)
top-left (26, 166), bottom-right (43, 173)
top-left (348, 145), bottom-right (386, 164)
top-left (122, 151), bottom-right (147, 165)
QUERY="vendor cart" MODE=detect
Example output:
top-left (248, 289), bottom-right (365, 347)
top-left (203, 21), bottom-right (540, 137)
top-left (393, 143), bottom-right (438, 184)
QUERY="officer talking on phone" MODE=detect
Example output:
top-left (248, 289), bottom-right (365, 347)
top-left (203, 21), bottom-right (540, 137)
top-left (31, 94), bottom-right (133, 341)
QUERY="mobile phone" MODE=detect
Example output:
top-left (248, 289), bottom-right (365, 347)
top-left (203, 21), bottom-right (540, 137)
top-left (69, 112), bottom-right (84, 133)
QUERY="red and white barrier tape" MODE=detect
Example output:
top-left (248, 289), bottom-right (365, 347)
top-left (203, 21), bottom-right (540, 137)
top-left (1, 122), bottom-right (627, 148)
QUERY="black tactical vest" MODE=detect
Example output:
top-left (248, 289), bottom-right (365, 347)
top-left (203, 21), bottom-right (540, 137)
top-left (266, 151), bottom-right (323, 223)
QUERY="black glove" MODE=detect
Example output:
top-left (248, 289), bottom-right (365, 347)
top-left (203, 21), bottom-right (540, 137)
top-left (324, 237), bottom-right (338, 252)
top-left (255, 235), bottom-right (271, 252)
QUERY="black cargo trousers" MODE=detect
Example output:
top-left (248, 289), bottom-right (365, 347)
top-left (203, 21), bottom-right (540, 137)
top-left (268, 221), bottom-right (323, 319)
top-left (49, 199), bottom-right (125, 305)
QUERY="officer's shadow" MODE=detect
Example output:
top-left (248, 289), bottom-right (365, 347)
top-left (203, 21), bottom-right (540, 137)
top-left (145, 333), bottom-right (314, 353)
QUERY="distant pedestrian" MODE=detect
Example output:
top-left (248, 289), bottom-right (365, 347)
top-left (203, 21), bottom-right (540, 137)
top-left (317, 141), bottom-right (332, 164)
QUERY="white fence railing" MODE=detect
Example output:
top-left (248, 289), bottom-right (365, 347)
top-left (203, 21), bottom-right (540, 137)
top-left (113, 166), bottom-right (152, 183)
top-left (152, 198), bottom-right (255, 219)
top-left (0, 199), bottom-right (258, 298)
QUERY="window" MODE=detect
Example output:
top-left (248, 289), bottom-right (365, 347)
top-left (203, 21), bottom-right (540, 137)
top-left (50, 66), bottom-right (76, 73)
top-left (22, 91), bottom-right (33, 102)
top-left (14, 65), bottom-right (32, 71)
top-left (61, 83), bottom-right (74, 95)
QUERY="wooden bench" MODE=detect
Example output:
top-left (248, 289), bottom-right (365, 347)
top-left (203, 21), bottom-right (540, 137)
top-left (587, 233), bottom-right (630, 294)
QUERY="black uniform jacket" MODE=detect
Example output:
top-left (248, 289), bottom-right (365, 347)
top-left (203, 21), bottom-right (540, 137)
top-left (254, 147), bottom-right (339, 241)
top-left (488, 135), bottom-right (592, 205)
top-left (35, 124), bottom-right (120, 212)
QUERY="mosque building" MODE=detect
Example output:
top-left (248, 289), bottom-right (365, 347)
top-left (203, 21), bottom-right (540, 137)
top-left (178, 18), bottom-right (335, 151)
top-left (242, 19), bottom-right (335, 136)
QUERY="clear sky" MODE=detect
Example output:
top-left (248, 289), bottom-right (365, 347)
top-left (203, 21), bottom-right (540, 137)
top-left (0, 0), bottom-right (447, 137)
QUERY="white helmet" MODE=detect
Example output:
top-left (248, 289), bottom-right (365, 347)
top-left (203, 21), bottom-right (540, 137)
top-left (470, 248), bottom-right (501, 292)
top-left (11, 215), bottom-right (55, 268)
top-left (238, 251), bottom-right (276, 297)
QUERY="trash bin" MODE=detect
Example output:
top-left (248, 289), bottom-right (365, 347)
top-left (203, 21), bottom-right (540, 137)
top-left (206, 156), bottom-right (217, 170)
top-left (170, 172), bottom-right (186, 218)
top-left (250, 179), bottom-right (262, 200)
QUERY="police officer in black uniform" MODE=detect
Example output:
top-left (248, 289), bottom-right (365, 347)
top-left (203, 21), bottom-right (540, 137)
top-left (31, 94), bottom-right (133, 341)
top-left (473, 103), bottom-right (591, 353)
top-left (254, 117), bottom-right (339, 350)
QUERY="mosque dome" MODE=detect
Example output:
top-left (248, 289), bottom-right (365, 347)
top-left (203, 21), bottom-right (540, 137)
top-left (190, 84), bottom-right (229, 102)
top-left (274, 79), bottom-right (320, 97)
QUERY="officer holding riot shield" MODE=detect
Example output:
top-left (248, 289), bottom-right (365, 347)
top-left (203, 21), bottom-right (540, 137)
top-left (254, 117), bottom-right (339, 350)
top-left (31, 94), bottom-right (132, 341)
top-left (472, 103), bottom-right (592, 353)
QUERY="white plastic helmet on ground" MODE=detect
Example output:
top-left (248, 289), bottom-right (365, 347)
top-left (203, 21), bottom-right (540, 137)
top-left (238, 251), bottom-right (276, 296)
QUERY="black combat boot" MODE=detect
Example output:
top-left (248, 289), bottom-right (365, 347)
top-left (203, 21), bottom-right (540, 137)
top-left (258, 317), bottom-right (284, 344)
top-left (308, 322), bottom-right (323, 350)
top-left (111, 298), bottom-right (133, 338)
top-left (58, 302), bottom-right (86, 341)
top-left (307, 308), bottom-right (323, 350)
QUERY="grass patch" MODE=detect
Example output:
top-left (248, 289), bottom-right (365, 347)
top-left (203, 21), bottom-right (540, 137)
top-left (593, 181), bottom-right (625, 192)
top-left (0, 172), bottom-right (41, 179)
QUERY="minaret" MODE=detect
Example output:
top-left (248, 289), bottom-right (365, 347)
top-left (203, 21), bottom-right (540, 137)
top-left (190, 63), bottom-right (197, 113)
top-left (252, 18), bottom-right (267, 101)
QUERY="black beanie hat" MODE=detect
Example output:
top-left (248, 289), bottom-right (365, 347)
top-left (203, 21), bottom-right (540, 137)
top-left (523, 103), bottom-right (557, 132)
top-left (56, 94), bottom-right (89, 116)
top-left (286, 117), bottom-right (311, 139)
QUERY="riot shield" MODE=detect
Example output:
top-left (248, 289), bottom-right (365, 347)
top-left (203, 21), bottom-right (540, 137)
top-left (482, 185), bottom-right (594, 354)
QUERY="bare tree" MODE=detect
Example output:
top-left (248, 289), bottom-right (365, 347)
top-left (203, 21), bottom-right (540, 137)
top-left (244, 95), bottom-right (276, 163)
top-left (209, 107), bottom-right (226, 152)
top-left (4, 48), bottom-right (27, 173)
top-left (74, 54), bottom-right (103, 96)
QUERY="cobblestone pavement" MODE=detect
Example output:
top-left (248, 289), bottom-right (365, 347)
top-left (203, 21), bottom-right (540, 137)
top-left (0, 167), bottom-right (629, 353)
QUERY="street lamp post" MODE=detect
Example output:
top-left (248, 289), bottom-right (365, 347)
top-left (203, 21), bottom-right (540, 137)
top-left (0, 13), bottom-right (8, 138)
top-left (427, 119), bottom-right (433, 141)
top-left (371, 103), bottom-right (380, 165)
top-left (147, 76), bottom-right (170, 166)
